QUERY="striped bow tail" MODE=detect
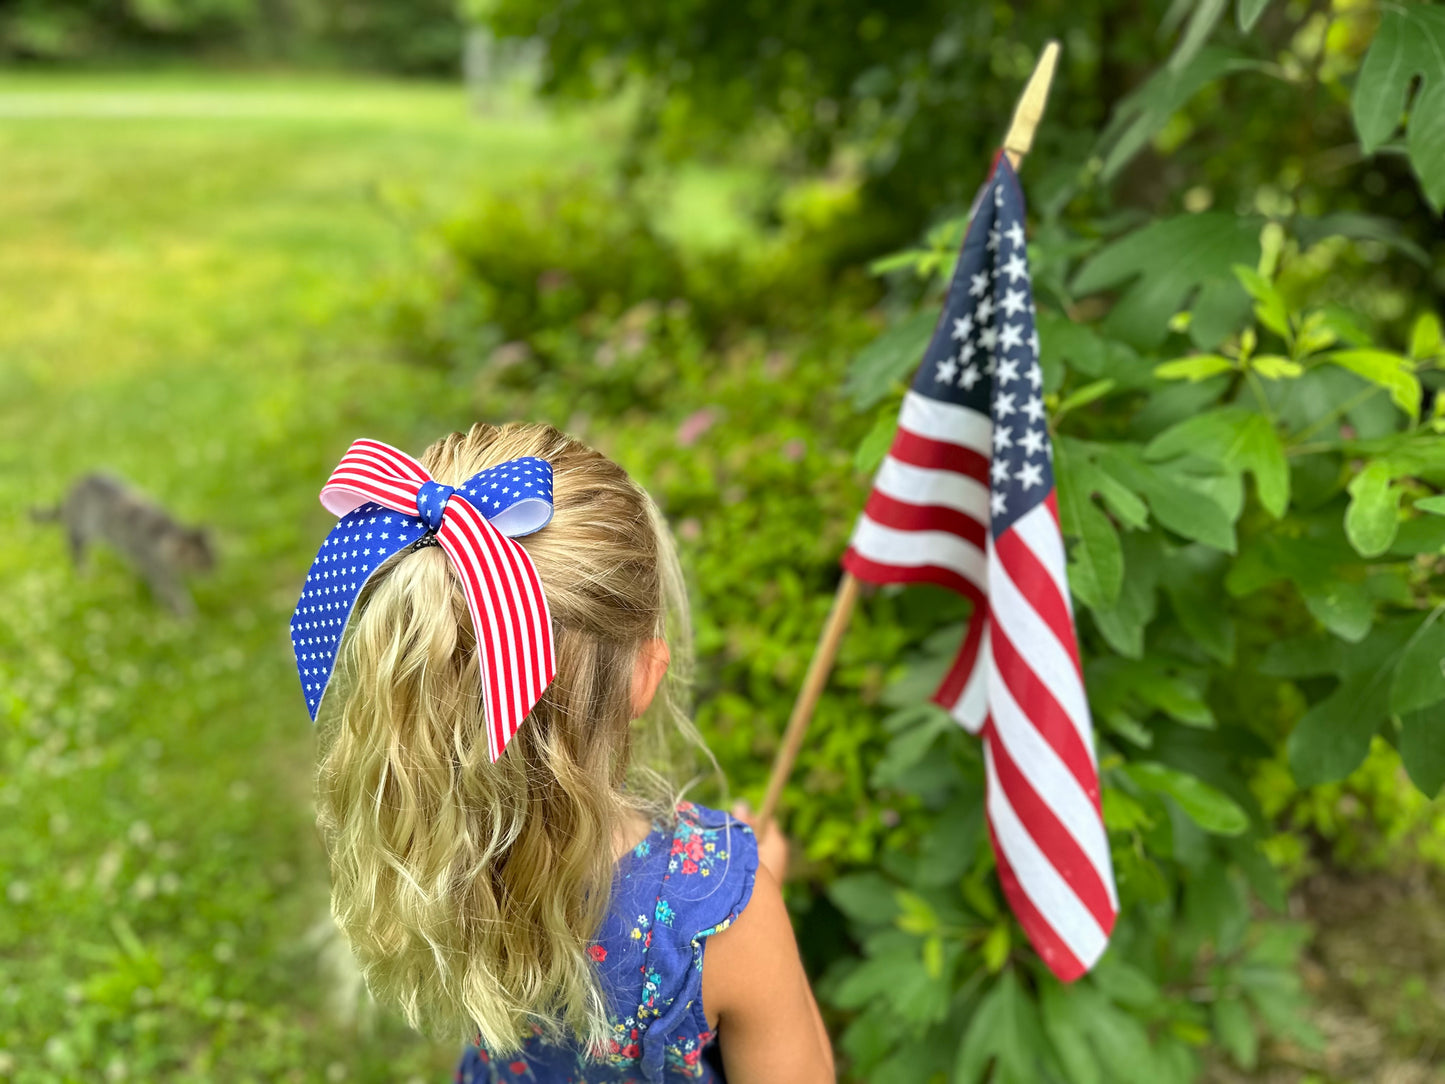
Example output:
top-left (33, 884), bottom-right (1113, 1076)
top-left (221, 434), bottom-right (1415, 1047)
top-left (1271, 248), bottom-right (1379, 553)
top-left (291, 438), bottom-right (556, 763)
top-left (841, 155), bottom-right (1118, 981)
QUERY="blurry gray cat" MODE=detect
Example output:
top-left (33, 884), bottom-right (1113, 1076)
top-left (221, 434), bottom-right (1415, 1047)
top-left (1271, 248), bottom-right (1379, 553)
top-left (32, 473), bottom-right (216, 616)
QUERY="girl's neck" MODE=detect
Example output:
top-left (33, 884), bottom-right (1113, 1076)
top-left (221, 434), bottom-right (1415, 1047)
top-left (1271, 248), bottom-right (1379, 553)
top-left (612, 809), bottom-right (655, 860)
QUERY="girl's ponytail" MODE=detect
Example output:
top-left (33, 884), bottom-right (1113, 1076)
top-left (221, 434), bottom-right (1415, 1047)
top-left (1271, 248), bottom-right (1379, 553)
top-left (313, 422), bottom-right (703, 1052)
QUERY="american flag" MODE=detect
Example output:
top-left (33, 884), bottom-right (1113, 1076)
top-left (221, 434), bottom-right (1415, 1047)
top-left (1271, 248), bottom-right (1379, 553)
top-left (292, 439), bottom-right (556, 763)
top-left (842, 155), bottom-right (1118, 980)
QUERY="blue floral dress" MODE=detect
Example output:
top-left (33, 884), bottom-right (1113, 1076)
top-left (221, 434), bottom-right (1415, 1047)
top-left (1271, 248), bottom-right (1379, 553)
top-left (454, 802), bottom-right (759, 1084)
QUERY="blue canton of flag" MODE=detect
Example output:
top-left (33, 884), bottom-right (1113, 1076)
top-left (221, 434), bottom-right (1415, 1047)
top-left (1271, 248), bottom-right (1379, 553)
top-left (915, 162), bottom-right (1050, 538)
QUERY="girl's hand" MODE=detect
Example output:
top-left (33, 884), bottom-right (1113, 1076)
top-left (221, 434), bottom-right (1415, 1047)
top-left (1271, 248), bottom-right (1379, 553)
top-left (731, 801), bottom-right (789, 883)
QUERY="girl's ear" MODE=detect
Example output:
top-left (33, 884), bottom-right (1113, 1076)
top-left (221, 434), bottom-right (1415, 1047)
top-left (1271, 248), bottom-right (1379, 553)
top-left (629, 638), bottom-right (671, 719)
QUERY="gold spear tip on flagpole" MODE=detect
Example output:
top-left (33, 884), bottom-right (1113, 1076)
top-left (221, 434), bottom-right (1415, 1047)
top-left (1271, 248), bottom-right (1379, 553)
top-left (1003, 40), bottom-right (1061, 170)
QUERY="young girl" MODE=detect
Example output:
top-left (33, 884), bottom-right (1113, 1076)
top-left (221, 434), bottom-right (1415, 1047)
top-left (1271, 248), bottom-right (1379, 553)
top-left (296, 422), bottom-right (835, 1083)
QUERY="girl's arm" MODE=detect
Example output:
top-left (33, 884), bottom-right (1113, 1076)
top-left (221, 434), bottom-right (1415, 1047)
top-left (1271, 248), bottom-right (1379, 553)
top-left (702, 820), bottom-right (835, 1083)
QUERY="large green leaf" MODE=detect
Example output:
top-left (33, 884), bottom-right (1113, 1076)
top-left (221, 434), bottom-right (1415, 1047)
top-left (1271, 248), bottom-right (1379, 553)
top-left (1056, 442), bottom-right (1126, 608)
top-left (1145, 407), bottom-right (1290, 517)
top-left (1168, 0), bottom-right (1229, 75)
top-left (1162, 545), bottom-right (1236, 664)
top-left (1287, 618), bottom-right (1419, 785)
top-left (1038, 310), bottom-right (1157, 390)
top-left (1066, 494), bottom-right (1125, 609)
top-left (1288, 667), bottom-right (1391, 785)
top-left (844, 309), bottom-right (937, 408)
top-left (1094, 47), bottom-right (1257, 184)
top-left (1213, 997), bottom-right (1259, 1070)
top-left (1408, 81), bottom-right (1445, 210)
top-left (1326, 349), bottom-right (1422, 421)
top-left (1089, 533), bottom-right (1163, 658)
top-left (1390, 617), bottom-right (1445, 715)
top-left (1071, 213), bottom-right (1262, 349)
top-left (1345, 460), bottom-right (1404, 557)
top-left (1294, 212), bottom-right (1431, 266)
top-left (1354, 5), bottom-right (1430, 151)
top-left (1105, 446), bottom-right (1239, 550)
top-left (1237, 0), bottom-right (1271, 31)
top-left (1298, 579), bottom-right (1375, 643)
top-left (1124, 761), bottom-right (1249, 835)
top-left (854, 398), bottom-right (900, 473)
top-left (1352, 2), bottom-right (1445, 206)
top-left (1039, 983), bottom-right (1103, 1084)
top-left (1040, 978), bottom-right (1181, 1084)
top-left (953, 971), bottom-right (1045, 1084)
top-left (828, 872), bottom-right (902, 926)
top-left (1071, 982), bottom-right (1164, 1082)
top-left (1401, 707), bottom-right (1445, 797)
top-left (914, 786), bottom-right (985, 887)
top-left (1094, 656), bottom-right (1217, 728)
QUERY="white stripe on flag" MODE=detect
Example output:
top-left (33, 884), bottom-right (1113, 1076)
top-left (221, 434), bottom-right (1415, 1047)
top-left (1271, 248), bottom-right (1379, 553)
top-left (850, 516), bottom-right (987, 588)
top-left (1013, 503), bottom-right (1076, 622)
top-left (987, 649), bottom-right (1118, 908)
top-left (985, 744), bottom-right (1110, 969)
top-left (874, 457), bottom-right (990, 519)
top-left (988, 539), bottom-right (1095, 767)
top-left (898, 391), bottom-right (993, 455)
top-left (949, 623), bottom-right (990, 734)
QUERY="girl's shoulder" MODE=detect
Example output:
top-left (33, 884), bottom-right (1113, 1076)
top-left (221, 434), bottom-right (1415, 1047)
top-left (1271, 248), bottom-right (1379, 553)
top-left (617, 800), bottom-right (759, 924)
top-left (659, 801), bottom-right (759, 925)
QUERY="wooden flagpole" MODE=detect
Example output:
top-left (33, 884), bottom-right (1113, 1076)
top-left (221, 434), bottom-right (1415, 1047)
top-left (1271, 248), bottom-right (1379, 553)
top-left (755, 41), bottom-right (1062, 842)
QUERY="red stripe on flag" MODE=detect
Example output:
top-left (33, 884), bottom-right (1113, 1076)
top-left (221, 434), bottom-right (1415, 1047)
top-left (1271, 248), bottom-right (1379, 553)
top-left (890, 428), bottom-right (990, 485)
top-left (842, 549), bottom-right (985, 603)
top-left (1044, 488), bottom-right (1062, 530)
top-left (933, 608), bottom-right (986, 709)
top-left (994, 527), bottom-right (1083, 679)
top-left (984, 718), bottom-right (1116, 931)
top-left (986, 815), bottom-right (1088, 983)
top-left (987, 613), bottom-right (1100, 807)
top-left (861, 490), bottom-right (988, 550)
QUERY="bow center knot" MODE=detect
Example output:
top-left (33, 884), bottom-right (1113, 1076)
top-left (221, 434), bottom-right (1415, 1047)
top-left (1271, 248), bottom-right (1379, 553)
top-left (415, 480), bottom-right (455, 533)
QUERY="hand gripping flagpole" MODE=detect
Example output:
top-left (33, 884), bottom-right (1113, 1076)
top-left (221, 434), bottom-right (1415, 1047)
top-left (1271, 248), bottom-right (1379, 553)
top-left (755, 41), bottom-right (1062, 842)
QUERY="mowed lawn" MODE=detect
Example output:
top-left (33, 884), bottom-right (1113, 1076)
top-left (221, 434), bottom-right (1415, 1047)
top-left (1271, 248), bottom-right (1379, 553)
top-left (0, 72), bottom-right (617, 1084)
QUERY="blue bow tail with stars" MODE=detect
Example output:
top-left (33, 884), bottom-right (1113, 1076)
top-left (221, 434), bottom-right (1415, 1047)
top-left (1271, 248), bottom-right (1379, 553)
top-left (290, 438), bottom-right (556, 762)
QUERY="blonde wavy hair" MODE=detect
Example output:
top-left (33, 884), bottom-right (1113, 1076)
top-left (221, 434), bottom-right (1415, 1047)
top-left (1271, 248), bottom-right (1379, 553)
top-left (313, 422), bottom-right (706, 1053)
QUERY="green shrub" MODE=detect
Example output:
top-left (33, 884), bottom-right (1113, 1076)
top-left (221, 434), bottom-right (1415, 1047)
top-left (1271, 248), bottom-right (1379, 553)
top-left (396, 3), bottom-right (1445, 1079)
top-left (0, 0), bottom-right (463, 72)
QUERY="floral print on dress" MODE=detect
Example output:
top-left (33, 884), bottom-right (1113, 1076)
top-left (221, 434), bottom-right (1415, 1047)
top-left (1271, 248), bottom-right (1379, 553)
top-left (455, 802), bottom-right (757, 1084)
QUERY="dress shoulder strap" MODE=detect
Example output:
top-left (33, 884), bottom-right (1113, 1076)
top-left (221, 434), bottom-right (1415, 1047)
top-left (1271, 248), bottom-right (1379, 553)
top-left (637, 802), bottom-right (758, 1081)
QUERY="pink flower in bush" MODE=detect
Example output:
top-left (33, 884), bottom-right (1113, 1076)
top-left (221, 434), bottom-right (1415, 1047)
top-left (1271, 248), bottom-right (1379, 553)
top-left (675, 408), bottom-right (717, 447)
top-left (536, 268), bottom-right (571, 294)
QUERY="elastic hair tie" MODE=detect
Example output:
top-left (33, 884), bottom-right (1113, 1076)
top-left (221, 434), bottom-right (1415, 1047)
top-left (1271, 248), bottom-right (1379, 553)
top-left (290, 439), bottom-right (557, 762)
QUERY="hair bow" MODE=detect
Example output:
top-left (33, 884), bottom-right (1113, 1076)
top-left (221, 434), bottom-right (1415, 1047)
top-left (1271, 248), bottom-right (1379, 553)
top-left (291, 438), bottom-right (557, 762)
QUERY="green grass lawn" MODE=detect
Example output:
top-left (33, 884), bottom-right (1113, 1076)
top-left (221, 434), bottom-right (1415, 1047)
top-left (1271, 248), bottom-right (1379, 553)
top-left (0, 71), bottom-right (629, 1084)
